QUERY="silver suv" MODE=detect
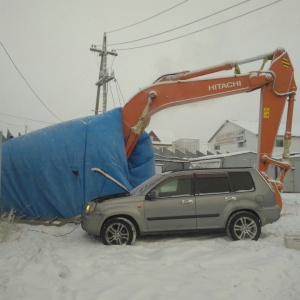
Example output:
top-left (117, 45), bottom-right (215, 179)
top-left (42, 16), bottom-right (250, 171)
top-left (81, 168), bottom-right (281, 245)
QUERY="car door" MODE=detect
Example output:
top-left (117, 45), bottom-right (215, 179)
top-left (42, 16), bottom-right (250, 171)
top-left (144, 175), bottom-right (196, 232)
top-left (195, 173), bottom-right (235, 228)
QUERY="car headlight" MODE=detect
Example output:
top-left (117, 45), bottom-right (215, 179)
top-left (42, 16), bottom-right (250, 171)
top-left (85, 202), bottom-right (96, 214)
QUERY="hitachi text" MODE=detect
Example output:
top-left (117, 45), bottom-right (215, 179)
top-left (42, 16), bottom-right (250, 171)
top-left (208, 81), bottom-right (242, 91)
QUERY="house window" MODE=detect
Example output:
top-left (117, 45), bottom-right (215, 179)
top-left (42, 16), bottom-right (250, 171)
top-left (214, 145), bottom-right (220, 150)
top-left (238, 142), bottom-right (245, 148)
top-left (276, 139), bottom-right (283, 147)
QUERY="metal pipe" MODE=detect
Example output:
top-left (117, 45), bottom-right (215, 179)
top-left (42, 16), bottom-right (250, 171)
top-left (236, 51), bottom-right (274, 66)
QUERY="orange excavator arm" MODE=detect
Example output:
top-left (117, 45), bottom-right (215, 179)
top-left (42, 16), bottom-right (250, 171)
top-left (122, 48), bottom-right (296, 191)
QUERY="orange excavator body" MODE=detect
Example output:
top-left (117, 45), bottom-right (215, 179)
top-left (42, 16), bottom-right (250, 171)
top-left (121, 48), bottom-right (297, 199)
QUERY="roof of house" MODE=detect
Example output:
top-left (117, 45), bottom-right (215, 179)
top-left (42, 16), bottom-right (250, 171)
top-left (189, 151), bottom-right (300, 161)
top-left (208, 120), bottom-right (300, 142)
top-left (146, 129), bottom-right (176, 145)
top-left (189, 150), bottom-right (257, 162)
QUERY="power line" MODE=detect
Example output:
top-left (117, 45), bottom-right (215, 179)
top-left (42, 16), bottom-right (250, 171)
top-left (0, 112), bottom-right (56, 124)
top-left (115, 0), bottom-right (282, 51)
top-left (115, 81), bottom-right (123, 107)
top-left (107, 0), bottom-right (249, 46)
top-left (115, 79), bottom-right (125, 105)
top-left (0, 41), bottom-right (63, 122)
top-left (0, 119), bottom-right (25, 127)
top-left (107, 0), bottom-right (189, 33)
top-left (108, 82), bottom-right (116, 108)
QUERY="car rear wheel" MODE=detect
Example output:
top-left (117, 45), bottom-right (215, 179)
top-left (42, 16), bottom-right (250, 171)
top-left (226, 211), bottom-right (261, 241)
top-left (101, 217), bottom-right (136, 245)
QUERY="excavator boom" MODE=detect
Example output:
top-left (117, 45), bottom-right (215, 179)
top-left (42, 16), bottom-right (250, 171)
top-left (121, 48), bottom-right (297, 191)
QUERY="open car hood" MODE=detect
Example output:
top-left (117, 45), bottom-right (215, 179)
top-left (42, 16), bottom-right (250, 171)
top-left (91, 167), bottom-right (130, 193)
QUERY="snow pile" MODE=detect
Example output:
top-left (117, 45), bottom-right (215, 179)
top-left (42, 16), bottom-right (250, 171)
top-left (0, 194), bottom-right (300, 299)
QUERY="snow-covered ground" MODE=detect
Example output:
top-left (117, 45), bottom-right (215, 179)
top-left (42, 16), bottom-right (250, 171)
top-left (1, 194), bottom-right (300, 300)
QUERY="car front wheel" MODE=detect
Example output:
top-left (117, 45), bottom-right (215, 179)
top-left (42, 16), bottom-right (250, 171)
top-left (226, 211), bottom-right (261, 241)
top-left (101, 217), bottom-right (137, 245)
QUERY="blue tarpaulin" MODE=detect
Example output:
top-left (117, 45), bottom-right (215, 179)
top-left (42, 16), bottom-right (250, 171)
top-left (0, 108), bottom-right (155, 218)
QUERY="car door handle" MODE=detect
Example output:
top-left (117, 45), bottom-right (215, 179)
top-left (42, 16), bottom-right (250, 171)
top-left (225, 196), bottom-right (237, 202)
top-left (181, 199), bottom-right (193, 205)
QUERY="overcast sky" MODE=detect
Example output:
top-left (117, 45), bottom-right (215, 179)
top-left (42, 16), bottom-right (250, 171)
top-left (1, 0), bottom-right (299, 150)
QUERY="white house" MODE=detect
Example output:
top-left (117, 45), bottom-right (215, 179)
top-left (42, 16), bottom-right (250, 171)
top-left (208, 120), bottom-right (300, 155)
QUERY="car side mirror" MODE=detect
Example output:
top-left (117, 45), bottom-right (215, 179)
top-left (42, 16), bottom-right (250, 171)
top-left (146, 190), bottom-right (158, 200)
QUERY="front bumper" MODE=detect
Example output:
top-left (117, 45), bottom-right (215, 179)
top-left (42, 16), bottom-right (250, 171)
top-left (81, 212), bottom-right (104, 236)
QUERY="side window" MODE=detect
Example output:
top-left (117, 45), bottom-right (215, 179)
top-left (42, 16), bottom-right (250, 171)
top-left (228, 172), bottom-right (255, 192)
top-left (156, 178), bottom-right (192, 197)
top-left (195, 177), bottom-right (230, 195)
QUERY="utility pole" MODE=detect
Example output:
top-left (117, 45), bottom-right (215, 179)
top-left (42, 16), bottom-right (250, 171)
top-left (90, 33), bottom-right (118, 115)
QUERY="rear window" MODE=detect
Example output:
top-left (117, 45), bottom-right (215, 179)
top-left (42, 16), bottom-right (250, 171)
top-left (228, 172), bottom-right (255, 192)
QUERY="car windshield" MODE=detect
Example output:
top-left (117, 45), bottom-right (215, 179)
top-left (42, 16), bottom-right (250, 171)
top-left (130, 173), bottom-right (166, 196)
